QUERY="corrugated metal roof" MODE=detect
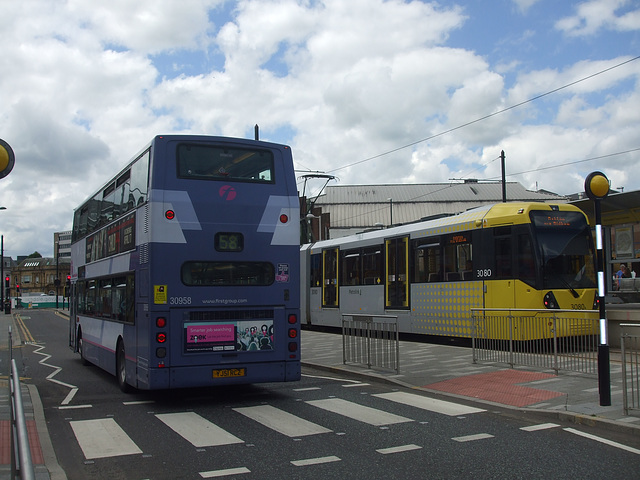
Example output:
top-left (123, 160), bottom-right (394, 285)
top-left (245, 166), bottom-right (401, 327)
top-left (311, 182), bottom-right (568, 235)
top-left (316, 182), bottom-right (566, 204)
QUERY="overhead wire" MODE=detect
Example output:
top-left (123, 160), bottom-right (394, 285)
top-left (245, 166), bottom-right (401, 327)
top-left (327, 54), bottom-right (640, 175)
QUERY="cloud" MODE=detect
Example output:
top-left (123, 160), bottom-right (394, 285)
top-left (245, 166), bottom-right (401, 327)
top-left (0, 0), bottom-right (638, 257)
top-left (511, 0), bottom-right (543, 14)
top-left (556, 0), bottom-right (640, 37)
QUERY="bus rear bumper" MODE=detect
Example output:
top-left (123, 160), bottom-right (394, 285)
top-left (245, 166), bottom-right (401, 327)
top-left (141, 361), bottom-right (301, 389)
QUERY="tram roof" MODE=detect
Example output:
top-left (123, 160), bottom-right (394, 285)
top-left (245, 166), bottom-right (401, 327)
top-left (305, 202), bottom-right (582, 250)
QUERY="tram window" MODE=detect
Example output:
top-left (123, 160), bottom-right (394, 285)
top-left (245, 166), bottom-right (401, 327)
top-left (442, 234), bottom-right (472, 281)
top-left (362, 246), bottom-right (382, 285)
top-left (517, 233), bottom-right (536, 285)
top-left (341, 249), bottom-right (361, 285)
top-left (413, 241), bottom-right (441, 283)
top-left (494, 233), bottom-right (512, 279)
top-left (310, 254), bottom-right (322, 288)
top-left (323, 249), bottom-right (339, 306)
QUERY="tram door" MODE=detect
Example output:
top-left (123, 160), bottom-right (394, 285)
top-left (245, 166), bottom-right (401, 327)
top-left (385, 237), bottom-right (409, 308)
top-left (322, 248), bottom-right (339, 307)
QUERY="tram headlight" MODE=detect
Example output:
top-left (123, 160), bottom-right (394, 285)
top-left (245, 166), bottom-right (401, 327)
top-left (543, 291), bottom-right (559, 309)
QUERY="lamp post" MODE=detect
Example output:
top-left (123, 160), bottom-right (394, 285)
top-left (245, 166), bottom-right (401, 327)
top-left (1, 208), bottom-right (7, 311)
top-left (584, 171), bottom-right (610, 406)
top-left (387, 198), bottom-right (393, 227)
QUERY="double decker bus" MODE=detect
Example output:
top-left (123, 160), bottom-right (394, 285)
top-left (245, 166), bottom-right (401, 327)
top-left (69, 135), bottom-right (301, 391)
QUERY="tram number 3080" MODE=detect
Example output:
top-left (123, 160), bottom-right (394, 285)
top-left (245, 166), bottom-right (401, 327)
top-left (476, 269), bottom-right (492, 278)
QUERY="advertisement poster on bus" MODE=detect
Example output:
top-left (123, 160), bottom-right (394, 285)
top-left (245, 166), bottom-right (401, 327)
top-left (184, 319), bottom-right (274, 353)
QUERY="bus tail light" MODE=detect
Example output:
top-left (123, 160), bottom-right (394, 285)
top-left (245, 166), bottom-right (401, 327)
top-left (156, 317), bottom-right (167, 328)
top-left (288, 312), bottom-right (299, 357)
top-left (165, 210), bottom-right (175, 220)
top-left (156, 347), bottom-right (166, 358)
top-left (280, 214), bottom-right (289, 224)
top-left (157, 332), bottom-right (167, 343)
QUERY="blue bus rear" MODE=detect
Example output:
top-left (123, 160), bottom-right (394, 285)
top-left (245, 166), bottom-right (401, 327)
top-left (72, 135), bottom-right (300, 390)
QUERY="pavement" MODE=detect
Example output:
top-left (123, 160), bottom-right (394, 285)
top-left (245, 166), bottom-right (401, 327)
top-left (301, 327), bottom-right (640, 437)
top-left (1, 311), bottom-right (640, 480)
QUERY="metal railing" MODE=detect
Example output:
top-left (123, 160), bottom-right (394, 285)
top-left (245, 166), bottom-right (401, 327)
top-left (621, 324), bottom-right (640, 415)
top-left (342, 314), bottom-right (399, 374)
top-left (8, 326), bottom-right (36, 480)
top-left (471, 309), bottom-right (599, 375)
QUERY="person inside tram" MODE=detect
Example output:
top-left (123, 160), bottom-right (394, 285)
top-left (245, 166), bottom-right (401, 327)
top-left (615, 263), bottom-right (632, 289)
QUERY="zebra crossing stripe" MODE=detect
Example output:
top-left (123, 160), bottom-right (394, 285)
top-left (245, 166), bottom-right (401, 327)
top-left (520, 423), bottom-right (559, 432)
top-left (233, 405), bottom-right (332, 437)
top-left (377, 444), bottom-right (422, 455)
top-left (452, 433), bottom-right (494, 442)
top-left (70, 418), bottom-right (142, 459)
top-left (200, 467), bottom-right (251, 478)
top-left (374, 391), bottom-right (485, 416)
top-left (291, 455), bottom-right (341, 467)
top-left (156, 412), bottom-right (244, 447)
top-left (306, 398), bottom-right (413, 426)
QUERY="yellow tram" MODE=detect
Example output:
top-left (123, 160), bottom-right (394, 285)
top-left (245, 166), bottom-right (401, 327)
top-left (300, 202), bottom-right (598, 340)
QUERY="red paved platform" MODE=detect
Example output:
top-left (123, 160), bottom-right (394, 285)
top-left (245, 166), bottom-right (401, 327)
top-left (0, 419), bottom-right (44, 465)
top-left (424, 369), bottom-right (565, 407)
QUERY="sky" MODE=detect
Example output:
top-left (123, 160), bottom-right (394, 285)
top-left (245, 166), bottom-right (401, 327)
top-left (1, 0), bottom-right (639, 258)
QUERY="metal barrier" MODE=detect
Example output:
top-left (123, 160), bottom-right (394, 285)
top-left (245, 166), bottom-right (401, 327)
top-left (342, 314), bottom-right (399, 374)
top-left (471, 309), bottom-right (599, 375)
top-left (8, 326), bottom-right (36, 480)
top-left (621, 324), bottom-right (640, 415)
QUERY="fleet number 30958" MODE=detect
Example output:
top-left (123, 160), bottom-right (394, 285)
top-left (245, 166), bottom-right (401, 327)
top-left (169, 296), bottom-right (192, 305)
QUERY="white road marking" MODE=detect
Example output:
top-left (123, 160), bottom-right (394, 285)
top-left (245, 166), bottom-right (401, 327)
top-left (200, 467), bottom-right (251, 478)
top-left (156, 412), bottom-right (244, 447)
top-left (520, 423), bottom-right (560, 432)
top-left (452, 433), bottom-right (494, 442)
top-left (233, 405), bottom-right (332, 437)
top-left (564, 428), bottom-right (640, 454)
top-left (302, 373), bottom-right (362, 383)
top-left (291, 456), bottom-right (341, 467)
top-left (70, 418), bottom-right (142, 459)
top-left (123, 400), bottom-right (156, 405)
top-left (377, 444), bottom-right (422, 454)
top-left (31, 343), bottom-right (79, 405)
top-left (306, 398), bottom-right (413, 426)
top-left (374, 391), bottom-right (485, 416)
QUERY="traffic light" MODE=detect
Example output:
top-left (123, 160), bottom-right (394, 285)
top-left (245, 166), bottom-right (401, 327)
top-left (4, 276), bottom-right (8, 289)
top-left (16, 284), bottom-right (20, 294)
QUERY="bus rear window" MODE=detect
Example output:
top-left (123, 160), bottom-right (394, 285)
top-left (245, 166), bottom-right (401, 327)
top-left (177, 144), bottom-right (274, 183)
top-left (182, 262), bottom-right (275, 286)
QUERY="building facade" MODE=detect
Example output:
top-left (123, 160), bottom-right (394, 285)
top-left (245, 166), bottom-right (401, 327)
top-left (55, 230), bottom-right (72, 258)
top-left (9, 256), bottom-right (71, 298)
